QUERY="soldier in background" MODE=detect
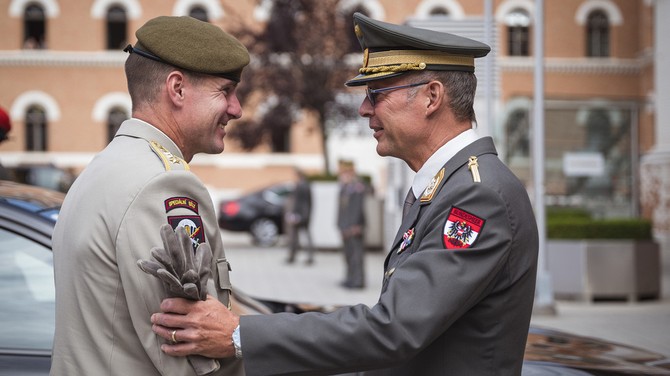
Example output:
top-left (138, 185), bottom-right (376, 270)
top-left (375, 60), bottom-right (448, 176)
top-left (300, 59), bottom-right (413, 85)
top-left (337, 159), bottom-right (367, 289)
top-left (285, 167), bottom-right (316, 265)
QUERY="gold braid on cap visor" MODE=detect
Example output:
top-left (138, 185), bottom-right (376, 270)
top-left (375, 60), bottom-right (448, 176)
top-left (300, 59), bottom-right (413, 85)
top-left (359, 50), bottom-right (474, 74)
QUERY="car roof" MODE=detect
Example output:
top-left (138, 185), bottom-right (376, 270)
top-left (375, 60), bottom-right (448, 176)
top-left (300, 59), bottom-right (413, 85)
top-left (0, 180), bottom-right (64, 222)
top-left (0, 181), bottom-right (64, 247)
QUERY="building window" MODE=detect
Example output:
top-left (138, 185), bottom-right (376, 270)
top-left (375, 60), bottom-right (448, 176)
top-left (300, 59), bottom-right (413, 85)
top-left (106, 5), bottom-right (127, 50)
top-left (26, 105), bottom-right (47, 151)
top-left (189, 6), bottom-right (209, 22)
top-left (23, 3), bottom-right (46, 49)
top-left (586, 10), bottom-right (609, 57)
top-left (429, 7), bottom-right (449, 16)
top-left (107, 107), bottom-right (128, 143)
top-left (505, 8), bottom-right (530, 56)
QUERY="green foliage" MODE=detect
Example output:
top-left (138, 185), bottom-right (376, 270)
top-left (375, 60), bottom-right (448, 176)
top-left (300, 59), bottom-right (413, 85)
top-left (547, 207), bottom-right (653, 240)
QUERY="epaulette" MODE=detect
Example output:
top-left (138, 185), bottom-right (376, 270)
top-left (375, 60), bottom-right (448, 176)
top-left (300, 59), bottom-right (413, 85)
top-left (468, 156), bottom-right (481, 183)
top-left (149, 141), bottom-right (190, 171)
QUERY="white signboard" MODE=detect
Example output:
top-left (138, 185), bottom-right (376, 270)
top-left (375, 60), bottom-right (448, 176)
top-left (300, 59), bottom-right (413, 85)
top-left (563, 152), bottom-right (605, 177)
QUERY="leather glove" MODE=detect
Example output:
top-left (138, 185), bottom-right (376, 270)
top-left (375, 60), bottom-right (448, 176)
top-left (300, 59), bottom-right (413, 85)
top-left (137, 224), bottom-right (212, 301)
top-left (137, 224), bottom-right (220, 375)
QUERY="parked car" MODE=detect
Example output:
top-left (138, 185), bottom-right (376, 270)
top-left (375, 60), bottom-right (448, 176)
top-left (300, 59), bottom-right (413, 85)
top-left (218, 182), bottom-right (294, 246)
top-left (1, 180), bottom-right (670, 375)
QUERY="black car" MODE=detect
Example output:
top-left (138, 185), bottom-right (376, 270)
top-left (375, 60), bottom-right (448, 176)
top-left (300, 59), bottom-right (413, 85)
top-left (218, 182), bottom-right (294, 246)
top-left (2, 180), bottom-right (670, 375)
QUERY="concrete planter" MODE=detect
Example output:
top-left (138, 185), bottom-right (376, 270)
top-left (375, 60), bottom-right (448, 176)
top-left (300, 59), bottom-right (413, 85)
top-left (547, 240), bottom-right (661, 302)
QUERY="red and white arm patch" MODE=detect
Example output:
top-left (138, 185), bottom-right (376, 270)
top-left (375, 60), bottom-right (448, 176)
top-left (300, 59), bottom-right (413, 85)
top-left (442, 207), bottom-right (485, 249)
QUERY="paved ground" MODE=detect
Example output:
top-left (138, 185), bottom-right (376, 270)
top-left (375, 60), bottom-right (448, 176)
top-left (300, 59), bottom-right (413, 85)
top-left (221, 231), bottom-right (670, 358)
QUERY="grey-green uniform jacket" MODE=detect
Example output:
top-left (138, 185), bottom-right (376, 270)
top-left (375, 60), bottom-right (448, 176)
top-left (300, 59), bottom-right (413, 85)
top-left (50, 119), bottom-right (243, 375)
top-left (240, 137), bottom-right (538, 375)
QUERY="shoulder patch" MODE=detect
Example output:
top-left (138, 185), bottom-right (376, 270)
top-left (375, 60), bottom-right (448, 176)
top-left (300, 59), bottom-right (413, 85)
top-left (442, 207), bottom-right (485, 249)
top-left (165, 197), bottom-right (199, 214)
top-left (168, 215), bottom-right (206, 247)
top-left (420, 168), bottom-right (445, 203)
top-left (150, 141), bottom-right (190, 171)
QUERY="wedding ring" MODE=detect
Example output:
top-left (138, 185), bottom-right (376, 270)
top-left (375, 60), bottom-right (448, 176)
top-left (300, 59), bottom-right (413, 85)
top-left (171, 330), bottom-right (177, 343)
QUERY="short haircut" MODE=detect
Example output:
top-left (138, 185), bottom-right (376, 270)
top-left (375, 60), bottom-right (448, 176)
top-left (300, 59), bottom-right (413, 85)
top-left (124, 54), bottom-right (207, 112)
top-left (407, 70), bottom-right (477, 124)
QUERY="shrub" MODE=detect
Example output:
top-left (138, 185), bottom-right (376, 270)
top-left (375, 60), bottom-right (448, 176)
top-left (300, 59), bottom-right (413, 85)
top-left (546, 208), bottom-right (653, 240)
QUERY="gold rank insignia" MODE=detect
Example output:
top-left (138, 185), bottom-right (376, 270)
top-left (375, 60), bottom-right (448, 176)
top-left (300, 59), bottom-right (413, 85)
top-left (420, 167), bottom-right (445, 203)
top-left (150, 141), bottom-right (190, 171)
top-left (468, 156), bottom-right (481, 183)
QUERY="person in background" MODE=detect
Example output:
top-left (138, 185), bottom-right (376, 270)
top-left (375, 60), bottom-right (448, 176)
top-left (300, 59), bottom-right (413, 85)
top-left (285, 167), bottom-right (316, 265)
top-left (337, 159), bottom-right (367, 289)
top-left (150, 13), bottom-right (538, 376)
top-left (0, 106), bottom-right (13, 181)
top-left (50, 16), bottom-right (249, 376)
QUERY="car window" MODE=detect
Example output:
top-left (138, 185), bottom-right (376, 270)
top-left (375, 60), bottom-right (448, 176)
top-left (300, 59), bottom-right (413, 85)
top-left (0, 228), bottom-right (55, 351)
top-left (263, 185), bottom-right (293, 206)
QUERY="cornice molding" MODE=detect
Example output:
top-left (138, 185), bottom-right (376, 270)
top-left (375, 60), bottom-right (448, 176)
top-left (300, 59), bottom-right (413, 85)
top-left (0, 51), bottom-right (127, 67)
top-left (499, 56), bottom-right (649, 75)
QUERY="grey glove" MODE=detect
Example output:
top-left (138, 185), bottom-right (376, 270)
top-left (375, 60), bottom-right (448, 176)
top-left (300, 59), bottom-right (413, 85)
top-left (137, 224), bottom-right (220, 375)
top-left (138, 224), bottom-right (212, 301)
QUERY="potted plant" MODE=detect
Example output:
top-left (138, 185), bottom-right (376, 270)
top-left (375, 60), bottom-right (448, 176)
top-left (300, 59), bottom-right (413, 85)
top-left (546, 208), bottom-right (660, 301)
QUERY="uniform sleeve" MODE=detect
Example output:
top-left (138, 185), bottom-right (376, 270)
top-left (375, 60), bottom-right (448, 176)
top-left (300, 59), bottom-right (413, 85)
top-left (240, 181), bottom-right (514, 376)
top-left (115, 171), bottom-right (220, 376)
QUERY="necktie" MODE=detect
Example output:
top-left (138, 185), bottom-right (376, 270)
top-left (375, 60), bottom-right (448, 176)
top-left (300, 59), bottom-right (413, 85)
top-left (402, 188), bottom-right (416, 219)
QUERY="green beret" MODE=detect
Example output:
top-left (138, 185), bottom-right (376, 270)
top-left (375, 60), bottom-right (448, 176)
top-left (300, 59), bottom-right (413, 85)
top-left (125, 16), bottom-right (249, 82)
top-left (345, 13), bottom-right (490, 86)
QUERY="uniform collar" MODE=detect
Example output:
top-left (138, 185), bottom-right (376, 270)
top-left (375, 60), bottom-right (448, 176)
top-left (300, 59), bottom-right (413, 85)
top-left (116, 118), bottom-right (186, 160)
top-left (410, 129), bottom-right (479, 199)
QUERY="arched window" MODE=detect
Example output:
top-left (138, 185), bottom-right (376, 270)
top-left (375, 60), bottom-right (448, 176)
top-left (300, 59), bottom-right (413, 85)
top-left (107, 107), bottom-right (128, 143)
top-left (429, 7), bottom-right (449, 16)
top-left (25, 105), bottom-right (47, 151)
top-left (586, 10), bottom-right (609, 57)
top-left (189, 5), bottom-right (208, 22)
top-left (23, 3), bottom-right (46, 49)
top-left (505, 8), bottom-right (530, 56)
top-left (106, 5), bottom-right (127, 50)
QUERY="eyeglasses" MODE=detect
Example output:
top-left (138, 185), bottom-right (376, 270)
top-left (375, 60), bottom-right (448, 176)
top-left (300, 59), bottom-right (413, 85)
top-left (365, 82), bottom-right (430, 107)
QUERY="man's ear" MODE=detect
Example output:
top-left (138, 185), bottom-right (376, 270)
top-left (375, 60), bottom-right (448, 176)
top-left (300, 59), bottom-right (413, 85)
top-left (166, 71), bottom-right (186, 106)
top-left (425, 81), bottom-right (444, 117)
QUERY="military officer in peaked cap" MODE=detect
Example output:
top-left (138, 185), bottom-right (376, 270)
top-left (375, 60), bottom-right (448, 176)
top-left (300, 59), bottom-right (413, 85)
top-left (151, 13), bottom-right (538, 376)
top-left (51, 16), bottom-right (249, 376)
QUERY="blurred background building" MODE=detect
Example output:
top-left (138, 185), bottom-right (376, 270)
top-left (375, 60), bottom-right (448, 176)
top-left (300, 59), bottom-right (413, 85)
top-left (1, 0), bottom-right (668, 255)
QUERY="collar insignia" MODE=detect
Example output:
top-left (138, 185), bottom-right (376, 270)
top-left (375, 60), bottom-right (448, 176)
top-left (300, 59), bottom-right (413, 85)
top-left (420, 167), bottom-right (445, 203)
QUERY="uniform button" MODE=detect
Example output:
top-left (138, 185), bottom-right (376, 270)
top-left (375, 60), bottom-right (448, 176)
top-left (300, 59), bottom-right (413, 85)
top-left (384, 267), bottom-right (396, 278)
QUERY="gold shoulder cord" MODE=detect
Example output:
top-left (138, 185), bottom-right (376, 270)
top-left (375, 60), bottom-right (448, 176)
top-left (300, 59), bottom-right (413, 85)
top-left (150, 141), bottom-right (190, 171)
top-left (468, 156), bottom-right (481, 183)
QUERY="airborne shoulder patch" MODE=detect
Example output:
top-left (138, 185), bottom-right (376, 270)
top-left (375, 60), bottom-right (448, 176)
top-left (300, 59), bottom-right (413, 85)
top-left (442, 207), bottom-right (485, 249)
top-left (168, 215), bottom-right (206, 247)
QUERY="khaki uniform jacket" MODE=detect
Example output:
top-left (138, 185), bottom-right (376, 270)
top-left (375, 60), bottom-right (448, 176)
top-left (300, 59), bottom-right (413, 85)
top-left (50, 119), bottom-right (243, 375)
top-left (240, 137), bottom-right (538, 376)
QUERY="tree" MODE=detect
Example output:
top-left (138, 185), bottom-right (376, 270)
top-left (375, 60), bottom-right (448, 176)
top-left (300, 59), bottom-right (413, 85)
top-left (223, 0), bottom-right (361, 173)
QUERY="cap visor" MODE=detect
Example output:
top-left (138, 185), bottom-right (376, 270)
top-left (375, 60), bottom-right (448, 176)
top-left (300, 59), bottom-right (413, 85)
top-left (345, 71), bottom-right (404, 87)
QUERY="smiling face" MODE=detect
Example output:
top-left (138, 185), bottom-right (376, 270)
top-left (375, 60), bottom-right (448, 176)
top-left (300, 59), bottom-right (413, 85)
top-left (358, 76), bottom-right (430, 170)
top-left (181, 74), bottom-right (243, 158)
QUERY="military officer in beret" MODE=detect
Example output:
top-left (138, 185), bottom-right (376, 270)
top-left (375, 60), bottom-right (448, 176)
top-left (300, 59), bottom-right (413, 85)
top-left (51, 16), bottom-right (249, 375)
top-left (151, 13), bottom-right (538, 376)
